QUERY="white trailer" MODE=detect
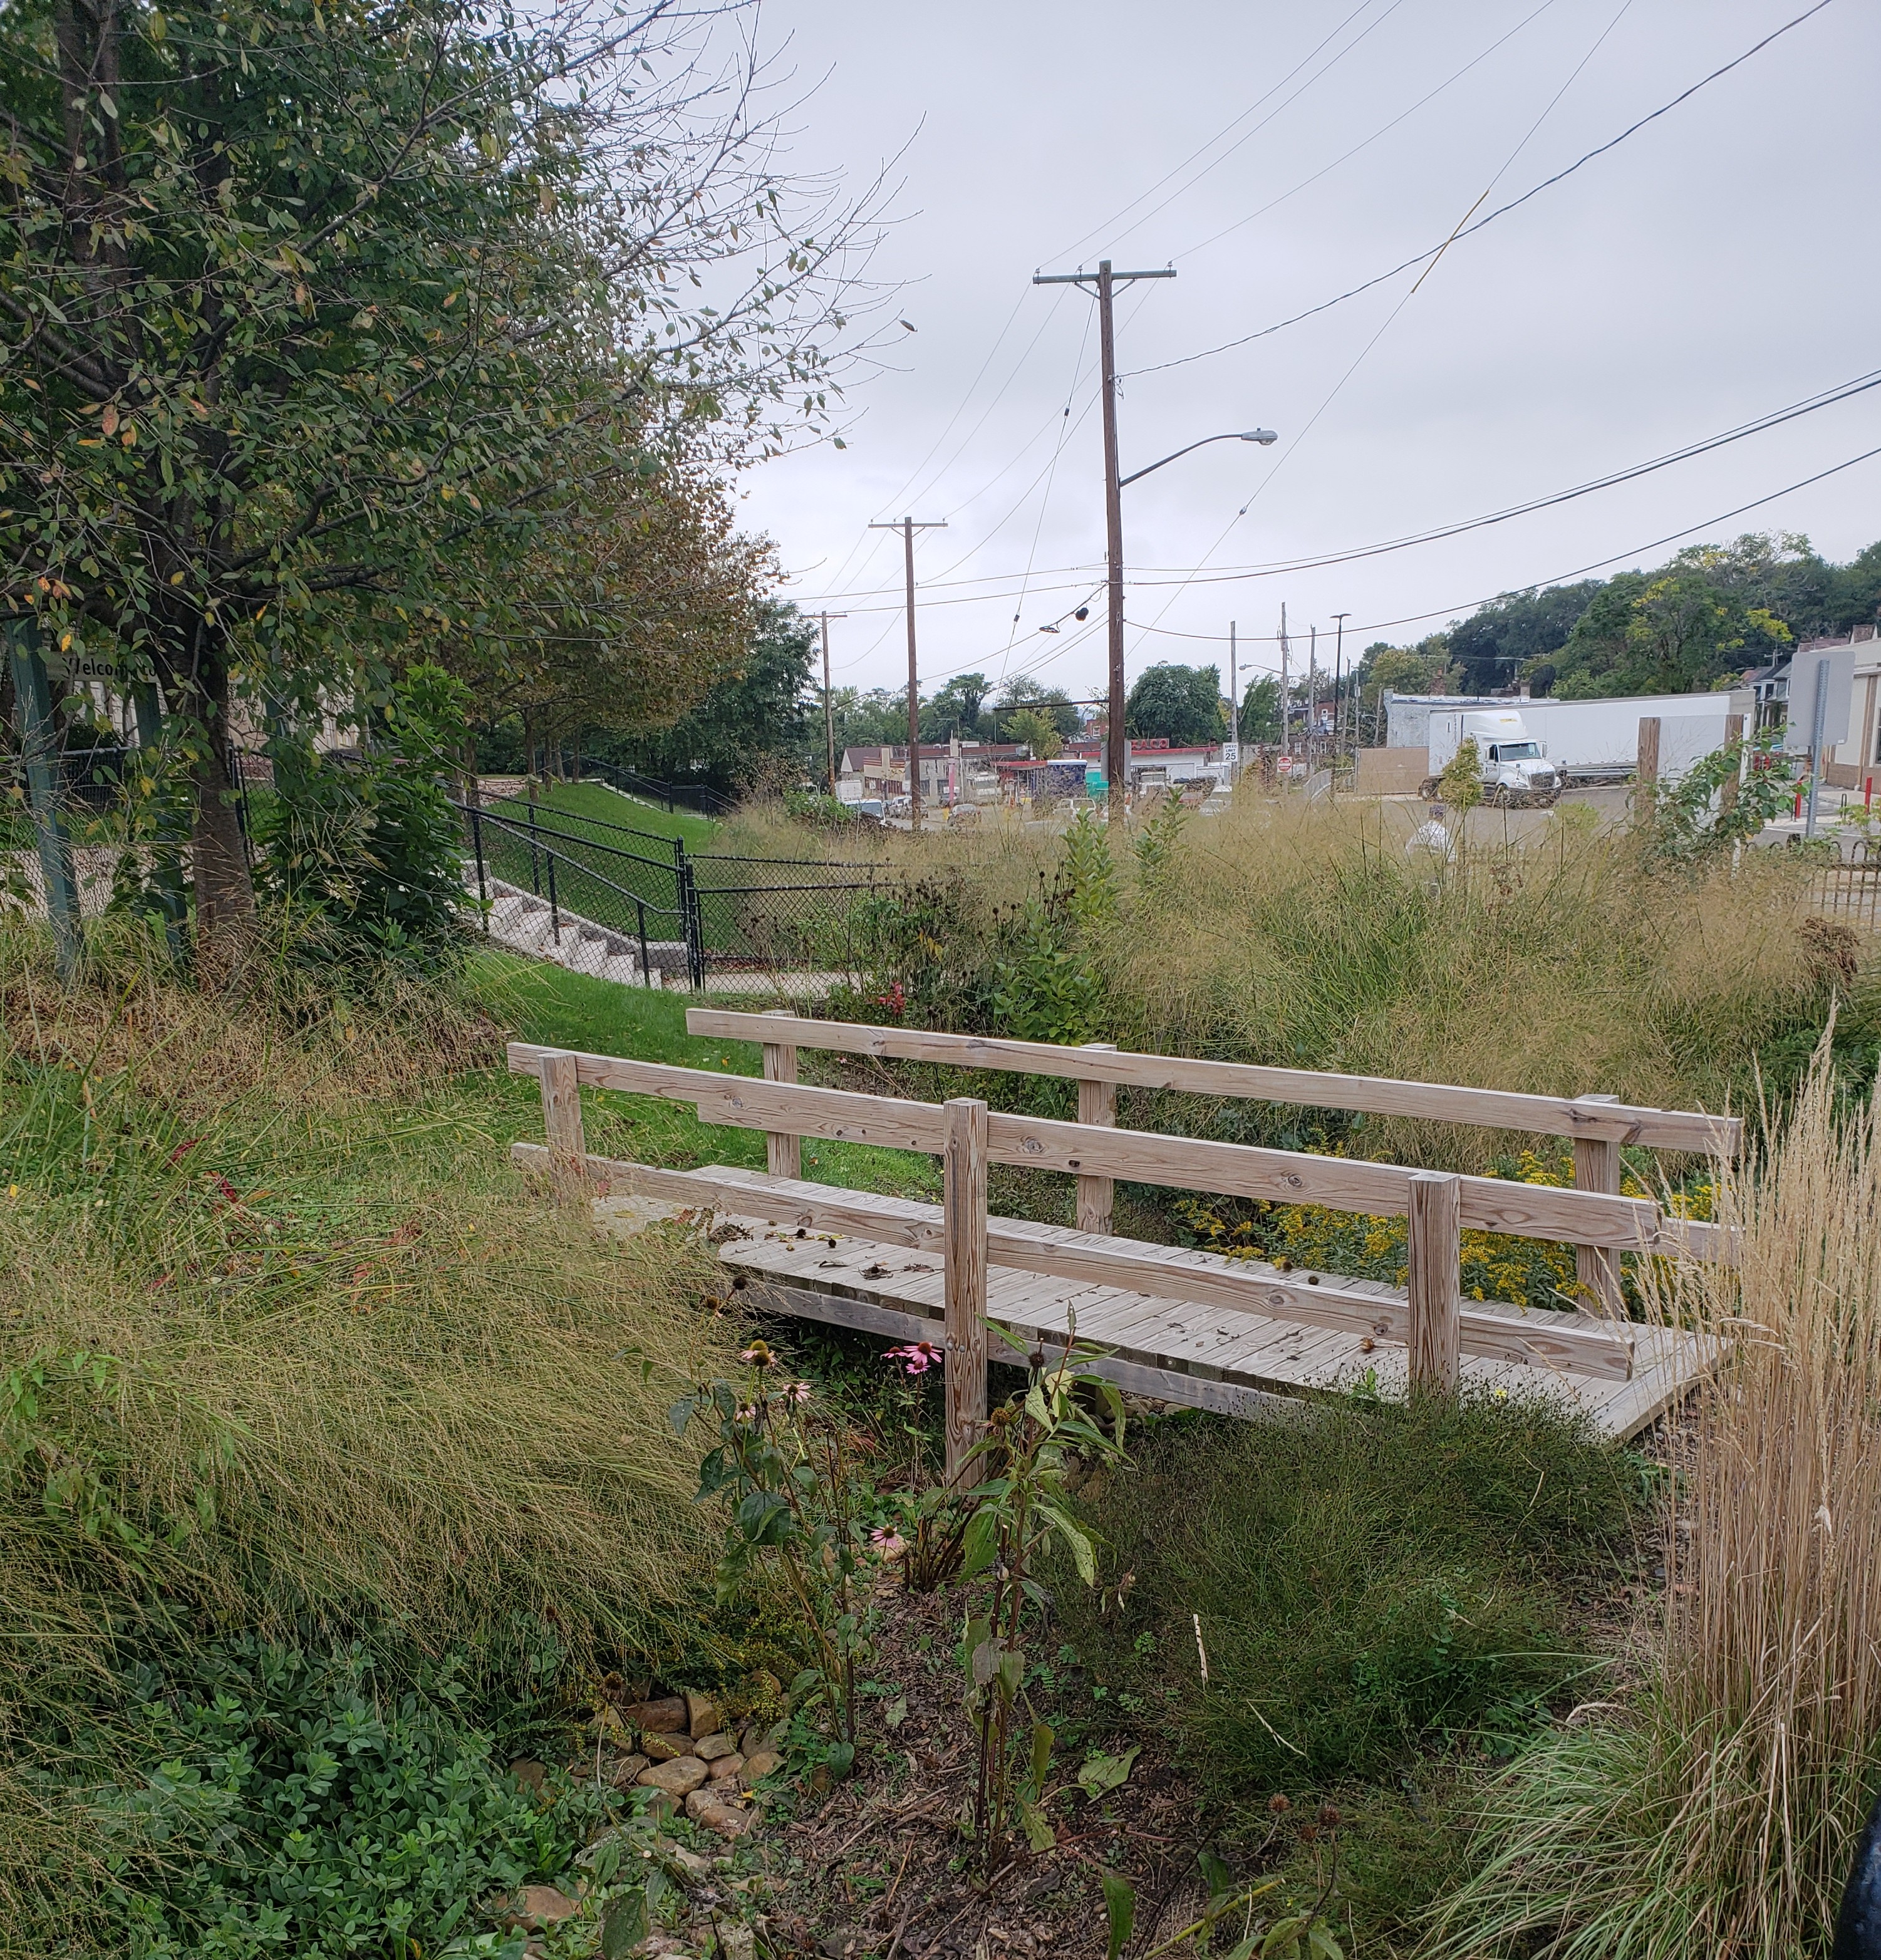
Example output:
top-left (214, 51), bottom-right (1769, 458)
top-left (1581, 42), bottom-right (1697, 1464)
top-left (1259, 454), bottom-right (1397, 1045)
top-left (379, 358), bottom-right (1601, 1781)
top-left (1386, 689), bottom-right (1751, 789)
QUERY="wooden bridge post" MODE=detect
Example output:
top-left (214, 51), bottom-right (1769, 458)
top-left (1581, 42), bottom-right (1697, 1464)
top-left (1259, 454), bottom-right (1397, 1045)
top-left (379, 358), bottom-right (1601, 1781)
top-left (537, 1049), bottom-right (588, 1201)
top-left (1573, 1093), bottom-right (1624, 1315)
top-left (943, 1096), bottom-right (990, 1483)
top-left (1406, 1171), bottom-right (1461, 1392)
top-left (762, 1010), bottom-right (801, 1180)
top-left (1076, 1042), bottom-right (1119, 1234)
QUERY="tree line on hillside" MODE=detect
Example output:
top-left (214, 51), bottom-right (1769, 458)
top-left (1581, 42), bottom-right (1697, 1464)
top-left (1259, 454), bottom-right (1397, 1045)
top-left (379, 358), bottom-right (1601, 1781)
top-left (1347, 531), bottom-right (1881, 738)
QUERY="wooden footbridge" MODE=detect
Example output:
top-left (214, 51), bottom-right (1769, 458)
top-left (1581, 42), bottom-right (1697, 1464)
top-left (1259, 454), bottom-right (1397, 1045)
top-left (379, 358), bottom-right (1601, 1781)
top-left (508, 1014), bottom-right (1737, 1473)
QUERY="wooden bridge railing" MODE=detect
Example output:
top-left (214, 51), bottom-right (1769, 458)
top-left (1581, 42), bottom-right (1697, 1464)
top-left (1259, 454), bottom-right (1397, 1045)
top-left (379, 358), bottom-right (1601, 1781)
top-left (508, 1038), bottom-right (1735, 1480)
top-left (687, 1009), bottom-right (1739, 1319)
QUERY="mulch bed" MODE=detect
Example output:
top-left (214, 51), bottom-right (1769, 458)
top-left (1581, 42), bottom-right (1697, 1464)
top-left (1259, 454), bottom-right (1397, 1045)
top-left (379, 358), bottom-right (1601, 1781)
top-left (749, 1582), bottom-right (1231, 1960)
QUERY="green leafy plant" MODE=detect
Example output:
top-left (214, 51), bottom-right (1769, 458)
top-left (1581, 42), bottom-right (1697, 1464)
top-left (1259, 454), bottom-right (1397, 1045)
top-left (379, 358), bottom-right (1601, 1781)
top-left (671, 1341), bottom-right (875, 1754)
top-left (1436, 737), bottom-right (1485, 816)
top-left (252, 663), bottom-right (473, 972)
top-left (1654, 730), bottom-right (1800, 861)
top-left (956, 1324), bottom-right (1129, 1868)
top-left (96, 1639), bottom-right (598, 1960)
top-left (1131, 796), bottom-right (1191, 889)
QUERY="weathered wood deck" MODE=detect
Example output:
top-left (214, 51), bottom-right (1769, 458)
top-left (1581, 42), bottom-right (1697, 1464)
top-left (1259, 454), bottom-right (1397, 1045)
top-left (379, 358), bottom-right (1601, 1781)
top-left (584, 1164), bottom-right (1710, 1441)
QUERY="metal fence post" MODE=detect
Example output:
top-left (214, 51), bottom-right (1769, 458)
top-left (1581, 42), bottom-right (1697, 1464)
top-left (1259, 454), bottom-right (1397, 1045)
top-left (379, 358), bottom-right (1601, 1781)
top-left (526, 797), bottom-right (542, 897)
top-left (468, 803), bottom-right (489, 928)
top-left (544, 840), bottom-right (561, 943)
top-left (5, 620), bottom-right (83, 979)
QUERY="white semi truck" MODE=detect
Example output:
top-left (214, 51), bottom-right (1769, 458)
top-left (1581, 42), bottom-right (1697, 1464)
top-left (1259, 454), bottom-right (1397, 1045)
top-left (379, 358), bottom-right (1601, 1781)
top-left (1417, 708), bottom-right (1560, 806)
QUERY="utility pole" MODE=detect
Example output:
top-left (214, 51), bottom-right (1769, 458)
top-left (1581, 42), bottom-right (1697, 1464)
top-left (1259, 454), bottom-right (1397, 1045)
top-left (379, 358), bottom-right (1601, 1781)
top-left (1033, 257), bottom-right (1176, 820)
top-left (1228, 620), bottom-right (1238, 781)
top-left (817, 611), bottom-right (847, 796)
top-left (868, 517), bottom-right (946, 829)
top-left (1308, 624), bottom-right (1318, 764)
top-left (1331, 613), bottom-right (1350, 776)
top-left (1278, 604), bottom-right (1291, 755)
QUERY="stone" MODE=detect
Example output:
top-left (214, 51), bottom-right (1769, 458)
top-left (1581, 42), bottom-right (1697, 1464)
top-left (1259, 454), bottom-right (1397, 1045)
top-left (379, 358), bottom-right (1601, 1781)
top-left (625, 1696), bottom-right (689, 1734)
top-left (642, 1729), bottom-right (696, 1763)
top-left (685, 1689), bottom-right (720, 1739)
top-left (738, 1724), bottom-right (764, 1758)
top-left (607, 1753), bottom-right (649, 1789)
top-left (685, 1790), bottom-right (757, 1839)
top-left (589, 1704), bottom-right (632, 1743)
top-left (693, 1731), bottom-right (737, 1761)
top-left (663, 1844), bottom-right (715, 1882)
top-left (705, 1752), bottom-right (746, 1784)
top-left (507, 1758), bottom-right (548, 1796)
top-left (519, 1884), bottom-right (579, 1929)
top-left (739, 1748), bottom-right (782, 1782)
top-left (638, 1756), bottom-right (710, 1798)
top-left (640, 1789), bottom-right (681, 1821)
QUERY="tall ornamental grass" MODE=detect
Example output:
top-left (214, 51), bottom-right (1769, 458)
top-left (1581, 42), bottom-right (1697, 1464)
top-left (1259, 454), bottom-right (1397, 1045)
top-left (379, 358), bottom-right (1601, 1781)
top-left (1429, 1038), bottom-right (1881, 1957)
top-left (0, 922), bottom-right (736, 1945)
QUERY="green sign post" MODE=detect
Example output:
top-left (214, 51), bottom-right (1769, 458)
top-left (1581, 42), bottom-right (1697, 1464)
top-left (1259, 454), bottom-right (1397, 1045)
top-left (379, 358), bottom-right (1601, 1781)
top-left (5, 617), bottom-right (85, 978)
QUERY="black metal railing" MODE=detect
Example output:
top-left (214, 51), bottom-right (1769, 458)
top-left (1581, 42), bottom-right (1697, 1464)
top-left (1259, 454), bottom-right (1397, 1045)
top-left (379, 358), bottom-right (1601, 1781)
top-left (580, 758), bottom-right (737, 818)
top-left (456, 799), bottom-right (895, 988)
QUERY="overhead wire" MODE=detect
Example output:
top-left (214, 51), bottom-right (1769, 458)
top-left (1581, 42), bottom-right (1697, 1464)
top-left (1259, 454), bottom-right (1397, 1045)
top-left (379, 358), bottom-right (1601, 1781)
top-left (1170, 0), bottom-right (1562, 262)
top-left (1125, 0), bottom-right (1837, 381)
top-left (1042, 0), bottom-right (1389, 264)
top-left (1124, 0), bottom-right (1639, 660)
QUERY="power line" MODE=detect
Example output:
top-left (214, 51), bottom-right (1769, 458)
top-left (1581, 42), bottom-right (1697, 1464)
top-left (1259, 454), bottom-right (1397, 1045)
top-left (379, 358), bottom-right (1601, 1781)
top-left (1126, 0), bottom-right (1838, 382)
top-left (1042, 0), bottom-right (1390, 264)
top-left (1171, 0), bottom-right (1565, 262)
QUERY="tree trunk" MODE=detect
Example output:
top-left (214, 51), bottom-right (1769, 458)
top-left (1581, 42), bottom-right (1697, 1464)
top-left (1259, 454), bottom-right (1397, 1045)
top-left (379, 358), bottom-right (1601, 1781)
top-left (177, 632), bottom-right (257, 978)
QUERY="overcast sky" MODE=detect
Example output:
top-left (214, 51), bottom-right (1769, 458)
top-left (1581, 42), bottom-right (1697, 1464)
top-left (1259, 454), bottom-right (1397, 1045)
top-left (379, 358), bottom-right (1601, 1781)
top-left (732, 0), bottom-right (1880, 705)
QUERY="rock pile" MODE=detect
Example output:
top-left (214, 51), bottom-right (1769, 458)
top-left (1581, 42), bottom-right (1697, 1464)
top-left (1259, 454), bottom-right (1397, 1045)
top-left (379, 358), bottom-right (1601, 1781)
top-left (609, 1689), bottom-right (784, 1840)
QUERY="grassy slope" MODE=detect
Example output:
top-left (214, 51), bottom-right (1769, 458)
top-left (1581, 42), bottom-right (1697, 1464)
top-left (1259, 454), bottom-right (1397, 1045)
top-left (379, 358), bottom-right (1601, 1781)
top-left (509, 778), bottom-right (720, 852)
top-left (469, 946), bottom-right (940, 1200)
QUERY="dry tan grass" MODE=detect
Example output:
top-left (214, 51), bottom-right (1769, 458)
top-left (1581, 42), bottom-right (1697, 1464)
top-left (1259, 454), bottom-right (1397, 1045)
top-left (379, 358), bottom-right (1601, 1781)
top-left (1428, 1038), bottom-right (1881, 1957)
top-left (0, 923), bottom-right (742, 1695)
top-left (739, 791), bottom-right (1840, 1173)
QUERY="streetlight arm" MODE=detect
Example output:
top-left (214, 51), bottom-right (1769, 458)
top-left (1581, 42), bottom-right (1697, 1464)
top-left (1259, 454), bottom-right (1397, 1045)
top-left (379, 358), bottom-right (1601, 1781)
top-left (1119, 428), bottom-right (1277, 489)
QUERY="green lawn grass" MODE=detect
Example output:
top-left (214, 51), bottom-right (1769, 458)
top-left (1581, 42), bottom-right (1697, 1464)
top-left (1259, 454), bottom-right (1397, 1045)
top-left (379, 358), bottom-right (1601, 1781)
top-left (465, 948), bottom-right (940, 1202)
top-left (502, 779), bottom-right (720, 852)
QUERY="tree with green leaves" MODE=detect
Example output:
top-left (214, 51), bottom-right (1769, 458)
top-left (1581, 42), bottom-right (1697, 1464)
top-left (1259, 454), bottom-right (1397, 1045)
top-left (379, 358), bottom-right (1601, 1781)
top-left (0, 0), bottom-right (880, 963)
top-left (606, 600), bottom-right (816, 792)
top-left (1236, 675), bottom-right (1281, 744)
top-left (1124, 663), bottom-right (1225, 746)
top-left (995, 675), bottom-right (1081, 740)
top-left (921, 671), bottom-right (991, 743)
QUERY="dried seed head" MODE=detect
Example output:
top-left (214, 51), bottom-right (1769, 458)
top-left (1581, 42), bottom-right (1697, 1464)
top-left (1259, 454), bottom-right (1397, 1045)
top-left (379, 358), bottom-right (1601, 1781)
top-left (1298, 1823), bottom-right (1318, 1843)
top-left (1268, 1793), bottom-right (1292, 1815)
top-left (1318, 1803), bottom-right (1341, 1828)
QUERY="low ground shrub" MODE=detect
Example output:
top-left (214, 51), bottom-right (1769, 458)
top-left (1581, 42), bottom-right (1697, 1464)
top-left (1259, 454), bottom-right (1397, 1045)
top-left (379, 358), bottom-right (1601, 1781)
top-left (96, 1639), bottom-right (597, 1960)
top-left (1056, 1393), bottom-right (1644, 1798)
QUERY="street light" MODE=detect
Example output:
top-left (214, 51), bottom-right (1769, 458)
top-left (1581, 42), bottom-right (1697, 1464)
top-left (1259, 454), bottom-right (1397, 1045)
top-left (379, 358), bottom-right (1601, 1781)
top-left (1119, 429), bottom-right (1277, 489)
top-left (1101, 427), bottom-right (1277, 809)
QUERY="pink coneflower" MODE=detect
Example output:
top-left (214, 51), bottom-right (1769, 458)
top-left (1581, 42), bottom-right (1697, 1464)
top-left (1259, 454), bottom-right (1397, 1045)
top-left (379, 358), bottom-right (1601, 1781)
top-left (885, 1340), bottom-right (943, 1377)
top-left (869, 1527), bottom-right (908, 1558)
top-left (782, 1381), bottom-right (812, 1404)
top-left (739, 1340), bottom-right (775, 1367)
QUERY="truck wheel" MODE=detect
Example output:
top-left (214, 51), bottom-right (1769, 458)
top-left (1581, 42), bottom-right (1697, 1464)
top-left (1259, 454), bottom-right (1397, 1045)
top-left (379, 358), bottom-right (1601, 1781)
top-left (1417, 777), bottom-right (1441, 800)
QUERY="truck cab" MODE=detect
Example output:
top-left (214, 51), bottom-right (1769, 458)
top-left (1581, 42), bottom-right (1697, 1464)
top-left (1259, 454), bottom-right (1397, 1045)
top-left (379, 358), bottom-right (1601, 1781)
top-left (1422, 709), bottom-right (1561, 806)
